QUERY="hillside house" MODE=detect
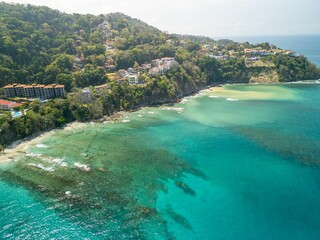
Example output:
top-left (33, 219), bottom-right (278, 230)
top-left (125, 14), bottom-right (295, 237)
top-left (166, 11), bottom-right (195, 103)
top-left (119, 69), bottom-right (129, 78)
top-left (151, 59), bottom-right (162, 68)
top-left (208, 54), bottom-right (229, 60)
top-left (151, 57), bottom-right (178, 69)
top-left (128, 74), bottom-right (139, 85)
top-left (244, 49), bottom-right (270, 57)
top-left (128, 68), bottom-right (136, 74)
top-left (229, 50), bottom-right (238, 56)
top-left (149, 67), bottom-right (164, 76)
top-left (0, 99), bottom-right (23, 110)
top-left (142, 63), bottom-right (152, 70)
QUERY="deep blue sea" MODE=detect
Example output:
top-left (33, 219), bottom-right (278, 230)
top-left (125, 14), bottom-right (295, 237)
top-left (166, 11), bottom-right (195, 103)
top-left (1, 36), bottom-right (320, 239)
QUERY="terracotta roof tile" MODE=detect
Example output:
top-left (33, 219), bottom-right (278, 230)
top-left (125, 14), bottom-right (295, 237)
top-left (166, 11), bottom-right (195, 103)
top-left (0, 99), bottom-right (15, 105)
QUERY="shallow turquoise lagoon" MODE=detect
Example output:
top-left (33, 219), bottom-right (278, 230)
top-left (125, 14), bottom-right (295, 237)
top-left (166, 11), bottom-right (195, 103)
top-left (1, 83), bottom-right (320, 239)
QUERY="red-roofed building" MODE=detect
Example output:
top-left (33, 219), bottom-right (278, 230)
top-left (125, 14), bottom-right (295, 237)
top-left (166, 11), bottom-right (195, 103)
top-left (0, 99), bottom-right (19, 110)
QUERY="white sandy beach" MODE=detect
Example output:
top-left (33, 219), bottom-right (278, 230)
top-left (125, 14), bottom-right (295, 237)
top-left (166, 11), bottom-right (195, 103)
top-left (0, 132), bottom-right (51, 164)
top-left (0, 122), bottom-right (85, 164)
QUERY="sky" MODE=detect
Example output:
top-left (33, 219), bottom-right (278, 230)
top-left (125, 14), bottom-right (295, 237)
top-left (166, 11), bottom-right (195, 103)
top-left (2, 0), bottom-right (320, 37)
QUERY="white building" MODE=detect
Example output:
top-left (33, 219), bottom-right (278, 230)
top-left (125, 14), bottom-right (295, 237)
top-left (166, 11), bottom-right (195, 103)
top-left (128, 74), bottom-right (139, 85)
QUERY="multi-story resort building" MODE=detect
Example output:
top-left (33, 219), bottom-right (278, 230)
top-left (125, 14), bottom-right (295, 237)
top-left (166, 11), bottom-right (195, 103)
top-left (3, 84), bottom-right (65, 99)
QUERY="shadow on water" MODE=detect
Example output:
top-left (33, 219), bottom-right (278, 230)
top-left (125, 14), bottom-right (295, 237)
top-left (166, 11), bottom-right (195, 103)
top-left (165, 204), bottom-right (193, 231)
top-left (234, 126), bottom-right (320, 166)
top-left (174, 181), bottom-right (196, 196)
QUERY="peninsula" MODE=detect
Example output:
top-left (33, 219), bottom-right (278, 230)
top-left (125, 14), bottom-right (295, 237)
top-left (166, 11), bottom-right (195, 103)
top-left (0, 2), bottom-right (320, 150)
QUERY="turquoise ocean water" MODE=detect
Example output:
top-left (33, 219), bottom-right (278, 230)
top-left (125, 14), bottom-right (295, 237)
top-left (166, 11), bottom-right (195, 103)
top-left (1, 83), bottom-right (320, 239)
top-left (1, 37), bottom-right (320, 239)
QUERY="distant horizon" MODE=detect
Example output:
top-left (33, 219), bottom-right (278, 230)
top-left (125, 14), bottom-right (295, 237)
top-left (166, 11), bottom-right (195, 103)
top-left (214, 33), bottom-right (320, 39)
top-left (212, 34), bottom-right (320, 43)
top-left (1, 0), bottom-right (319, 38)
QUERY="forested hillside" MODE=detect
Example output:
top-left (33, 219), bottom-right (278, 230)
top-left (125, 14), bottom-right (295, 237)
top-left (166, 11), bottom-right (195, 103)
top-left (0, 2), bottom-right (319, 89)
top-left (0, 2), bottom-right (320, 149)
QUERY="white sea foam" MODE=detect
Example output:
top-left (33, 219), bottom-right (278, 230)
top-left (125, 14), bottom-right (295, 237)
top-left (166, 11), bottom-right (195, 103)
top-left (180, 98), bottom-right (188, 103)
top-left (285, 80), bottom-right (320, 84)
top-left (51, 158), bottom-right (65, 165)
top-left (26, 153), bottom-right (67, 167)
top-left (180, 96), bottom-right (194, 104)
top-left (65, 191), bottom-right (72, 196)
top-left (148, 111), bottom-right (155, 114)
top-left (209, 95), bottom-right (220, 98)
top-left (162, 107), bottom-right (185, 113)
top-left (27, 163), bottom-right (55, 172)
top-left (26, 152), bottom-right (42, 157)
top-left (35, 144), bottom-right (48, 148)
top-left (64, 122), bottom-right (87, 130)
top-left (74, 162), bottom-right (91, 172)
top-left (226, 98), bottom-right (239, 101)
top-left (137, 115), bottom-right (143, 117)
top-left (103, 120), bottom-right (114, 124)
top-left (61, 162), bottom-right (68, 167)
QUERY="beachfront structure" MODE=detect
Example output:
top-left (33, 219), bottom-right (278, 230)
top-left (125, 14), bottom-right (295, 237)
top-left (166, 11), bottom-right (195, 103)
top-left (0, 99), bottom-right (23, 110)
top-left (3, 84), bottom-right (65, 99)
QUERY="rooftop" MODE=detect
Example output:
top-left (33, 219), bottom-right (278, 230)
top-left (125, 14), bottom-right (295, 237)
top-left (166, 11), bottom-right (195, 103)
top-left (0, 99), bottom-right (15, 105)
top-left (3, 84), bottom-right (65, 89)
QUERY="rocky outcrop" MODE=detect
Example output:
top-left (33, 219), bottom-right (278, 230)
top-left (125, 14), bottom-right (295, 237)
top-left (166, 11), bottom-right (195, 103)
top-left (249, 70), bottom-right (280, 83)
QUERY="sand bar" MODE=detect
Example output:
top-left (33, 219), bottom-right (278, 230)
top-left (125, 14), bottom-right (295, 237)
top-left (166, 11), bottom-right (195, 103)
top-left (207, 85), bottom-right (298, 101)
